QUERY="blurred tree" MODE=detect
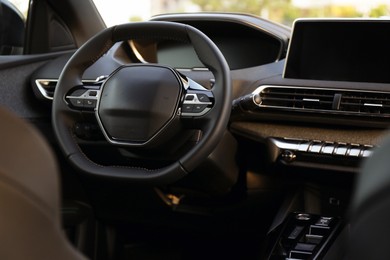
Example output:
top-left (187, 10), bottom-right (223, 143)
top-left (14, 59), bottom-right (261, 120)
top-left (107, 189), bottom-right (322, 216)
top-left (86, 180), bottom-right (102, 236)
top-left (280, 5), bottom-right (361, 26)
top-left (280, 5), bottom-right (301, 26)
top-left (129, 16), bottom-right (143, 22)
top-left (192, 0), bottom-right (291, 17)
top-left (369, 4), bottom-right (390, 17)
top-left (327, 5), bottom-right (361, 17)
top-left (192, 0), bottom-right (385, 26)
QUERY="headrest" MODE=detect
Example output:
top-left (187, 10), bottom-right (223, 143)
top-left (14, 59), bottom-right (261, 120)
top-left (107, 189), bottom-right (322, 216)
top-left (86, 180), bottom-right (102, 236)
top-left (0, 107), bottom-right (60, 221)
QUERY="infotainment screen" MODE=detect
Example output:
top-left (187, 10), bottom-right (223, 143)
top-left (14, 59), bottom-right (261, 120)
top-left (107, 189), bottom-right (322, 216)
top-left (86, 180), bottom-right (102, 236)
top-left (284, 19), bottom-right (390, 84)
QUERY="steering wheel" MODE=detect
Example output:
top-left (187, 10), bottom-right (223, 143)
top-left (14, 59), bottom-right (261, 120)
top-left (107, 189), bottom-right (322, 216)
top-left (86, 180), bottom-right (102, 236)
top-left (52, 22), bottom-right (231, 185)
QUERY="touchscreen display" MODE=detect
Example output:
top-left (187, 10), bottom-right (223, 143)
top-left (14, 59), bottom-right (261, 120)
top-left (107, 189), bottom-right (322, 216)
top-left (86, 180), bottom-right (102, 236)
top-left (284, 19), bottom-right (390, 84)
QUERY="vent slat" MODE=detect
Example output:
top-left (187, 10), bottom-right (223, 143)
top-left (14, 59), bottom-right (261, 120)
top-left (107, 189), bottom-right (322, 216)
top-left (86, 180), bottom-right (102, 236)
top-left (262, 92), bottom-right (334, 99)
top-left (340, 91), bottom-right (390, 115)
top-left (260, 87), bottom-right (334, 110)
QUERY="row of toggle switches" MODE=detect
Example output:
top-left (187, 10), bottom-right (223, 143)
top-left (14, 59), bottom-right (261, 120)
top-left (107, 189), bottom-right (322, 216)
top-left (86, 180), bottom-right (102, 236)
top-left (270, 138), bottom-right (373, 158)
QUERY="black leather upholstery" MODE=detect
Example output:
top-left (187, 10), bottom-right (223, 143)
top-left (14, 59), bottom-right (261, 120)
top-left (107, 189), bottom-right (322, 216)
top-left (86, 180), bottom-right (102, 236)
top-left (0, 107), bottom-right (86, 259)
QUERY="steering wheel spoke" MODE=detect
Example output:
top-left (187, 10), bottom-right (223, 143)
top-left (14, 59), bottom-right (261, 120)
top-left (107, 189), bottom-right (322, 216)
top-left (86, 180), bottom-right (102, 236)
top-left (180, 82), bottom-right (214, 118)
top-left (66, 88), bottom-right (101, 111)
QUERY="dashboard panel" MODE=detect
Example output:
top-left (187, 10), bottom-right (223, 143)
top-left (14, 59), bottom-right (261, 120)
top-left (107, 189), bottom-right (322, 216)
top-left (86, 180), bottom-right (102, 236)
top-left (29, 15), bottom-right (390, 180)
top-left (228, 19), bottom-right (390, 175)
top-left (155, 21), bottom-right (282, 69)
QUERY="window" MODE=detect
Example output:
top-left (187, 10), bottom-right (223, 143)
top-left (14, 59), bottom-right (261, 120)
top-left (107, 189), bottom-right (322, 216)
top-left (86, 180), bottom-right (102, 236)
top-left (0, 0), bottom-right (28, 55)
top-left (93, 0), bottom-right (390, 28)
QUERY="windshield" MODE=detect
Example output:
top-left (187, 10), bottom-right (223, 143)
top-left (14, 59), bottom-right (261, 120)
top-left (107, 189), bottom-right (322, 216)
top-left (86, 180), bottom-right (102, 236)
top-left (92, 0), bottom-right (390, 27)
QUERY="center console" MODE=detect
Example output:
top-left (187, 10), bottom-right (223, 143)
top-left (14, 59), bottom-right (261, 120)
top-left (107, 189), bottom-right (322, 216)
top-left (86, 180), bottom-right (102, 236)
top-left (265, 212), bottom-right (344, 260)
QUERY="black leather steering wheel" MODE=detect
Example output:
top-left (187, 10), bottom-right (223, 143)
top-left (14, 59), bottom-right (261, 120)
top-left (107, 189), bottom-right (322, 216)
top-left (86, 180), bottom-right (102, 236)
top-left (52, 21), bottom-right (231, 184)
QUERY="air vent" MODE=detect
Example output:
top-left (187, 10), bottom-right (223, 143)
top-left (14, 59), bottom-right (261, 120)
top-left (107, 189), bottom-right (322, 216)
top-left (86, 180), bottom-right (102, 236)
top-left (259, 87), bottom-right (334, 110)
top-left (255, 85), bottom-right (390, 117)
top-left (35, 79), bottom-right (57, 100)
top-left (340, 92), bottom-right (390, 115)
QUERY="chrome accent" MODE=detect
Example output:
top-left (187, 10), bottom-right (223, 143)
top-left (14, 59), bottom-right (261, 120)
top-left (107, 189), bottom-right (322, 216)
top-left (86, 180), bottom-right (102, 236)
top-left (35, 79), bottom-right (57, 100)
top-left (298, 142), bottom-right (310, 152)
top-left (321, 144), bottom-right (335, 155)
top-left (348, 146), bottom-right (361, 157)
top-left (181, 107), bottom-right (212, 117)
top-left (334, 144), bottom-right (348, 156)
top-left (303, 98), bottom-right (320, 102)
top-left (281, 150), bottom-right (296, 162)
top-left (364, 103), bottom-right (382, 107)
top-left (269, 137), bottom-right (374, 158)
top-left (182, 77), bottom-right (207, 91)
top-left (129, 40), bottom-right (148, 64)
top-left (95, 75), bottom-right (109, 82)
top-left (182, 94), bottom-right (212, 106)
top-left (65, 90), bottom-right (101, 102)
top-left (270, 138), bottom-right (300, 151)
top-left (192, 67), bottom-right (209, 71)
top-left (309, 142), bottom-right (323, 153)
top-left (296, 213), bottom-right (311, 221)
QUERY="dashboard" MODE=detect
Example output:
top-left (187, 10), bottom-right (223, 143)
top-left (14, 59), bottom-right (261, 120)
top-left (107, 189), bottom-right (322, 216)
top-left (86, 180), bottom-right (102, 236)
top-left (30, 14), bottom-right (390, 178)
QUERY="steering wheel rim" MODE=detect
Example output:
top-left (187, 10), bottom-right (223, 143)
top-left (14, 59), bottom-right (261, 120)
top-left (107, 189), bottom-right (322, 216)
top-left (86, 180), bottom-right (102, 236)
top-left (52, 21), bottom-right (231, 184)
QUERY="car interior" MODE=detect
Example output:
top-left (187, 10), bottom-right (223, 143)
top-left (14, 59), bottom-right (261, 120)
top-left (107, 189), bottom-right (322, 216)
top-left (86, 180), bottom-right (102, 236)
top-left (1, 0), bottom-right (390, 259)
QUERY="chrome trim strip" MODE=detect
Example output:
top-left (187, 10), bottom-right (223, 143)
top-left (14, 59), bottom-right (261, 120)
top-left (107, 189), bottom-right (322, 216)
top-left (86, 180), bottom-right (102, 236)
top-left (129, 40), bottom-right (148, 64)
top-left (192, 67), bottom-right (210, 71)
top-left (253, 85), bottom-right (390, 95)
top-left (182, 94), bottom-right (212, 106)
top-left (181, 107), bottom-right (211, 117)
top-left (270, 138), bottom-right (299, 151)
top-left (303, 98), bottom-right (320, 102)
top-left (364, 103), bottom-right (383, 107)
top-left (65, 89), bottom-right (101, 100)
top-left (269, 137), bottom-right (373, 158)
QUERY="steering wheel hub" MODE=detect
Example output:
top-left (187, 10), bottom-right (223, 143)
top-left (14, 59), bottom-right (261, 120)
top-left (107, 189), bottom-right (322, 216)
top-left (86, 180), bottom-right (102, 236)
top-left (97, 65), bottom-right (182, 144)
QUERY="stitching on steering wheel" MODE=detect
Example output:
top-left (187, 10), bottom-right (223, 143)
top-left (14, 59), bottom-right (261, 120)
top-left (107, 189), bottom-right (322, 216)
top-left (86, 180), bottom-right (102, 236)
top-left (70, 129), bottom-right (157, 173)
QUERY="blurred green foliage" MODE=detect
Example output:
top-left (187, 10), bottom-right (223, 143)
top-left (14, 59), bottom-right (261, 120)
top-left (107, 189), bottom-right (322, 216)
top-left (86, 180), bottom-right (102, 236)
top-left (369, 4), bottom-right (390, 17)
top-left (192, 0), bottom-right (390, 26)
top-left (129, 16), bottom-right (143, 22)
